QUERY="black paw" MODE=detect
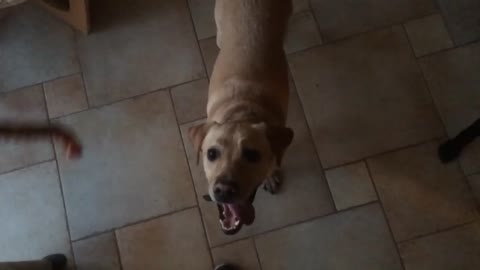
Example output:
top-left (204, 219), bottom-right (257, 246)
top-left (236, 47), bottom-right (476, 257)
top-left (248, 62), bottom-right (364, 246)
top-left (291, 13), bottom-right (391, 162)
top-left (215, 264), bottom-right (239, 270)
top-left (263, 170), bottom-right (283, 194)
top-left (438, 140), bottom-right (462, 163)
top-left (43, 254), bottom-right (67, 270)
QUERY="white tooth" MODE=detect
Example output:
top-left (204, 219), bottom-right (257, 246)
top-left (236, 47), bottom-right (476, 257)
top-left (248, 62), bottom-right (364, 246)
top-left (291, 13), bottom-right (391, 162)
top-left (220, 220), bottom-right (233, 231)
top-left (235, 220), bottom-right (240, 226)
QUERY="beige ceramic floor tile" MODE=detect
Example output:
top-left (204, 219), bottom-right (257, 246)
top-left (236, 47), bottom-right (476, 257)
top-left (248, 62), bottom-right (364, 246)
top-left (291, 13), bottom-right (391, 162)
top-left (77, 0), bottom-right (205, 106)
top-left (188, 0), bottom-right (216, 40)
top-left (199, 37), bottom-right (219, 78)
top-left (468, 174), bottom-right (480, 203)
top-left (171, 78), bottom-right (208, 124)
top-left (180, 91), bottom-right (334, 246)
top-left (55, 90), bottom-right (196, 239)
top-left (0, 3), bottom-right (79, 92)
top-left (0, 161), bottom-right (71, 261)
top-left (325, 161), bottom-right (377, 210)
top-left (44, 74), bottom-right (88, 118)
top-left (399, 222), bottom-right (480, 270)
top-left (368, 142), bottom-right (478, 242)
top-left (289, 26), bottom-right (444, 168)
top-left (311, 0), bottom-right (437, 41)
top-left (404, 14), bottom-right (454, 57)
top-left (255, 204), bottom-right (403, 270)
top-left (420, 42), bottom-right (480, 175)
top-left (116, 208), bottom-right (212, 270)
top-left (73, 233), bottom-right (121, 270)
top-left (285, 11), bottom-right (322, 54)
top-left (293, 0), bottom-right (310, 13)
top-left (212, 239), bottom-right (261, 270)
top-left (437, 0), bottom-right (480, 45)
top-left (0, 85), bottom-right (54, 174)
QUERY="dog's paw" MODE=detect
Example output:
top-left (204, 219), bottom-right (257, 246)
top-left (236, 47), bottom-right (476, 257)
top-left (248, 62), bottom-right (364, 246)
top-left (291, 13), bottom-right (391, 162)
top-left (263, 170), bottom-right (283, 194)
top-left (438, 140), bottom-right (461, 163)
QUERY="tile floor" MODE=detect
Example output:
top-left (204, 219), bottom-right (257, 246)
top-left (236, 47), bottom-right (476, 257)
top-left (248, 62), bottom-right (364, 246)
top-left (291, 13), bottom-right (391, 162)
top-left (1, 0), bottom-right (479, 269)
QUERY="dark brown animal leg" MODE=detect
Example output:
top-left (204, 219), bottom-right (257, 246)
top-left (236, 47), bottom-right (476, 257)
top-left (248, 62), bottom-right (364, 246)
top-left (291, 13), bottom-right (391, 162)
top-left (439, 118), bottom-right (480, 163)
top-left (0, 123), bottom-right (82, 159)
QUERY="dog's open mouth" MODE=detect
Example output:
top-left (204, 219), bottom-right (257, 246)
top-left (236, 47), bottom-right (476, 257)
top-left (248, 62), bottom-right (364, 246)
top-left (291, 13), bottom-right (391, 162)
top-left (217, 203), bottom-right (255, 234)
top-left (203, 190), bottom-right (257, 235)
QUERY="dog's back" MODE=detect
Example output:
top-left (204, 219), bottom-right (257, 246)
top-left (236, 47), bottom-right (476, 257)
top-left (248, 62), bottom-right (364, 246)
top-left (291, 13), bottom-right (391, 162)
top-left (214, 0), bottom-right (292, 52)
top-left (208, 0), bottom-right (293, 124)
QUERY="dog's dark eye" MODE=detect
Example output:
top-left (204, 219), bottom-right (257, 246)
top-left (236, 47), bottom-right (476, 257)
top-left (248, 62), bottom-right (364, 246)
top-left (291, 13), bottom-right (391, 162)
top-left (243, 148), bottom-right (261, 163)
top-left (207, 148), bottom-right (219, 161)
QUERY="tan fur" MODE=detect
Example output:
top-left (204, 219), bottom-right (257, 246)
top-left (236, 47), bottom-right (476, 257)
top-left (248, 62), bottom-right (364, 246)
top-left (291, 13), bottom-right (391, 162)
top-left (189, 0), bottom-right (293, 202)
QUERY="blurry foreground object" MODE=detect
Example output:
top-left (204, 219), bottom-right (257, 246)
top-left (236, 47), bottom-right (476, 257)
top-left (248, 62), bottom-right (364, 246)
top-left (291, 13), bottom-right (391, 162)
top-left (0, 254), bottom-right (67, 270)
top-left (214, 264), bottom-right (239, 270)
top-left (439, 118), bottom-right (480, 163)
top-left (0, 0), bottom-right (27, 9)
top-left (0, 0), bottom-right (89, 33)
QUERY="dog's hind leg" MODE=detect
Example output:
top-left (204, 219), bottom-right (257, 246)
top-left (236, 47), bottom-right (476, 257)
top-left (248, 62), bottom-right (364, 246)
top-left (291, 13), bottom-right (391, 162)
top-left (439, 118), bottom-right (480, 163)
top-left (263, 168), bottom-right (283, 194)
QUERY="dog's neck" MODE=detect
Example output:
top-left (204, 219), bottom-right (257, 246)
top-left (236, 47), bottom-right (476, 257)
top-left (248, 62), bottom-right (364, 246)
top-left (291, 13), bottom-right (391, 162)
top-left (208, 78), bottom-right (287, 126)
top-left (210, 97), bottom-right (285, 126)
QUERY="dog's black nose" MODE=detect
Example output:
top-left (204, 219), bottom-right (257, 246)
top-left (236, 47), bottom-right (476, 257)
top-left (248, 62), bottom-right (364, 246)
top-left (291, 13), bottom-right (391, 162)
top-left (213, 182), bottom-right (237, 203)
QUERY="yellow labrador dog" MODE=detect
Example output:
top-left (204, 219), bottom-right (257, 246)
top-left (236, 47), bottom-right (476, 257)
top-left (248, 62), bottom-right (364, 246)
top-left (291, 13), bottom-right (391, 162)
top-left (189, 0), bottom-right (294, 235)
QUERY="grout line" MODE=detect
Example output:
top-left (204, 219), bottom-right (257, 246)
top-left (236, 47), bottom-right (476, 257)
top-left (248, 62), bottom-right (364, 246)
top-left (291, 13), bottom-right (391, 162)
top-left (364, 161), bottom-right (407, 270)
top-left (72, 229), bottom-right (114, 243)
top-left (396, 219), bottom-right (479, 245)
top-left (113, 231), bottom-right (125, 270)
top-left (417, 38), bottom-right (480, 59)
top-left (407, 11), bottom-right (454, 59)
top-left (48, 76), bottom-right (207, 121)
top-left (307, 1), bottom-right (324, 46)
top-left (41, 82), bottom-right (52, 120)
top-left (71, 205), bottom-right (198, 242)
top-left (288, 10), bottom-right (450, 59)
top-left (284, 10), bottom-right (324, 54)
top-left (2, 73), bottom-right (79, 94)
top-left (178, 115), bottom-right (209, 126)
top-left (72, 24), bottom-right (92, 109)
top-left (252, 238), bottom-right (264, 270)
top-left (466, 170), bottom-right (480, 177)
top-left (325, 137), bottom-right (442, 170)
top-left (180, 116), bottom-right (208, 126)
top-left (434, 4), bottom-right (458, 47)
top-left (185, 0), bottom-right (210, 82)
top-left (54, 156), bottom-right (78, 269)
top-left (170, 86), bottom-right (215, 267)
top-left (210, 201), bottom-right (378, 249)
top-left (0, 158), bottom-right (56, 176)
top-left (79, 72), bottom-right (91, 108)
top-left (287, 72), bottom-right (336, 211)
top-left (183, 0), bottom-right (217, 266)
top-left (39, 82), bottom-right (49, 120)
top-left (401, 22), bottom-right (448, 138)
top-left (42, 82), bottom-right (77, 268)
top-left (210, 236), bottom-right (252, 250)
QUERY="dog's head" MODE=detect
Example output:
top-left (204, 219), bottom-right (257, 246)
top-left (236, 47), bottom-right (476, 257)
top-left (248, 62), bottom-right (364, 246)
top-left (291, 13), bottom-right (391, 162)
top-left (189, 121), bottom-right (293, 235)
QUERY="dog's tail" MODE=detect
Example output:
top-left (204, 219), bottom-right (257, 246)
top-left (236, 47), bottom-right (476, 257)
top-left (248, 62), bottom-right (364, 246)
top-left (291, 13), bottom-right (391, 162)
top-left (0, 123), bottom-right (82, 159)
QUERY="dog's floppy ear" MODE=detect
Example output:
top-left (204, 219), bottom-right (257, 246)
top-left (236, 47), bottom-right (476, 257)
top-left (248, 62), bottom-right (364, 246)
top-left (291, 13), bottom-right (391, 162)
top-left (266, 126), bottom-right (294, 166)
top-left (188, 122), bottom-right (214, 164)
